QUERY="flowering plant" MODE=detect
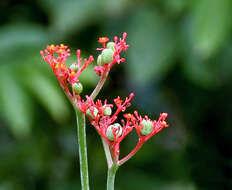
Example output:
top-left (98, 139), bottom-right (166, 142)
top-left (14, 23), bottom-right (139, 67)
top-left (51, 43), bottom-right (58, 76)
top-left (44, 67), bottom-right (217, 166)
top-left (41, 33), bottom-right (169, 190)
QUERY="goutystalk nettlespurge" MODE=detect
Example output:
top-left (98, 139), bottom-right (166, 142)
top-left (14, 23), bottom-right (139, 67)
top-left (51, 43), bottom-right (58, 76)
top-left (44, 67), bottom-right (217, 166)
top-left (40, 33), bottom-right (169, 190)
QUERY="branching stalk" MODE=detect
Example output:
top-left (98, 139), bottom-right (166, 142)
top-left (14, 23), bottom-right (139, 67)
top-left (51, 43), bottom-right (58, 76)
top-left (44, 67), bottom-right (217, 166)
top-left (107, 163), bottom-right (118, 190)
top-left (75, 109), bottom-right (90, 190)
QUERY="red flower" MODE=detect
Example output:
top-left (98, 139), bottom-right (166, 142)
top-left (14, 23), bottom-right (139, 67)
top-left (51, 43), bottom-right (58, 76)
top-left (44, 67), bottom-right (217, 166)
top-left (98, 37), bottom-right (109, 48)
top-left (40, 44), bottom-right (94, 100)
top-left (77, 93), bottom-right (169, 163)
top-left (94, 32), bottom-right (129, 76)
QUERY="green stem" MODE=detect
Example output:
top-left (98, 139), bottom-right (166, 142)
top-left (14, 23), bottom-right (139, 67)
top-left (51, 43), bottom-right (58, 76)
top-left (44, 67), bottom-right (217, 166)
top-left (101, 137), bottom-right (113, 168)
top-left (75, 109), bottom-right (90, 190)
top-left (107, 163), bottom-right (118, 190)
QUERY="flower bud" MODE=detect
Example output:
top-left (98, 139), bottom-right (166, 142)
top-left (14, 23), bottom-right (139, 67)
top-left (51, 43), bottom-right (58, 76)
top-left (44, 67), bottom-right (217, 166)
top-left (70, 63), bottom-right (78, 72)
top-left (72, 82), bottom-right (83, 95)
top-left (97, 54), bottom-right (105, 66)
top-left (103, 106), bottom-right (112, 116)
top-left (106, 42), bottom-right (115, 52)
top-left (86, 107), bottom-right (99, 119)
top-left (102, 48), bottom-right (114, 64)
top-left (106, 123), bottom-right (122, 141)
top-left (140, 120), bottom-right (153, 136)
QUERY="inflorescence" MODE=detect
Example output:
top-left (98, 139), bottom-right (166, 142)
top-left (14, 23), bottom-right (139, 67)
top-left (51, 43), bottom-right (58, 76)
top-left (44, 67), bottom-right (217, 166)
top-left (40, 33), bottom-right (169, 165)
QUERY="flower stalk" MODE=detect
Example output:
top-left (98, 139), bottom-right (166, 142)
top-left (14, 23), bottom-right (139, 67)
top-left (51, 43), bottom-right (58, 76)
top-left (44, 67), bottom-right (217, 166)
top-left (107, 163), bottom-right (118, 190)
top-left (40, 33), bottom-right (169, 190)
top-left (75, 108), bottom-right (90, 190)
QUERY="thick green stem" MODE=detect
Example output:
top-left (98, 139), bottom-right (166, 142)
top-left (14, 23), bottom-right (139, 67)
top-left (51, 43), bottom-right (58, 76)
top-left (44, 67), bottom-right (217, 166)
top-left (75, 109), bottom-right (90, 190)
top-left (101, 137), bottom-right (113, 168)
top-left (107, 164), bottom-right (118, 190)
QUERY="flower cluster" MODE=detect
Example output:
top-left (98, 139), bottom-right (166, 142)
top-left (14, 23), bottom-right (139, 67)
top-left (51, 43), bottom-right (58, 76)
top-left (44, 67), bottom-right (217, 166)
top-left (95, 32), bottom-right (129, 76)
top-left (40, 33), bottom-right (169, 165)
top-left (77, 93), bottom-right (168, 164)
top-left (40, 33), bottom-right (129, 101)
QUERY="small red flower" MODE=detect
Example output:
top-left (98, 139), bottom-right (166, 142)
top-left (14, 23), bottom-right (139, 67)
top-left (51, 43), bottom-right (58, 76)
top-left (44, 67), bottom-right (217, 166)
top-left (77, 93), bottom-right (168, 163)
top-left (94, 32), bottom-right (129, 76)
top-left (40, 44), bottom-right (94, 100)
top-left (98, 37), bottom-right (109, 48)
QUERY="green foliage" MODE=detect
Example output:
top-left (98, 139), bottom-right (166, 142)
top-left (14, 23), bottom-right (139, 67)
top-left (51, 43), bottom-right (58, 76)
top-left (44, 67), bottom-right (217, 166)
top-left (0, 0), bottom-right (231, 189)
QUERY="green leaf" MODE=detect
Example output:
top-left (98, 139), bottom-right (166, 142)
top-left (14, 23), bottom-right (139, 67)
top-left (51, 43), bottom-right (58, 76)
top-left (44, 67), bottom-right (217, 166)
top-left (40, 0), bottom-right (102, 37)
top-left (126, 8), bottom-right (176, 86)
top-left (0, 24), bottom-right (50, 65)
top-left (0, 23), bottom-right (49, 51)
top-left (21, 66), bottom-right (71, 124)
top-left (191, 0), bottom-right (232, 57)
top-left (0, 67), bottom-right (34, 136)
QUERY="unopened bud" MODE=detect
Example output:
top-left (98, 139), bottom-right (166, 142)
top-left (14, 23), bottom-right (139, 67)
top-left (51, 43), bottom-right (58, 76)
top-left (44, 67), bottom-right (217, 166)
top-left (103, 106), bottom-right (112, 116)
top-left (86, 107), bottom-right (99, 119)
top-left (97, 54), bottom-right (105, 66)
top-left (106, 42), bottom-right (115, 52)
top-left (106, 123), bottom-right (122, 141)
top-left (72, 82), bottom-right (83, 95)
top-left (140, 120), bottom-right (153, 136)
top-left (102, 49), bottom-right (114, 64)
top-left (70, 63), bottom-right (78, 72)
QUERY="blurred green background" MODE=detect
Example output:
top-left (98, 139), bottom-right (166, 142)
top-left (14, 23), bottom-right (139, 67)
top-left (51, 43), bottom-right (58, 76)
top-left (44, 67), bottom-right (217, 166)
top-left (0, 0), bottom-right (231, 189)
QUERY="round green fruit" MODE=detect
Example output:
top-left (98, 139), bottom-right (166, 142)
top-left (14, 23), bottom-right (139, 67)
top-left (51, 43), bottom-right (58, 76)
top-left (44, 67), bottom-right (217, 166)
top-left (102, 48), bottom-right (114, 64)
top-left (103, 106), bottom-right (112, 116)
top-left (140, 120), bottom-right (153, 136)
top-left (106, 123), bottom-right (122, 141)
top-left (72, 82), bottom-right (83, 95)
top-left (106, 42), bottom-right (116, 52)
top-left (86, 107), bottom-right (99, 119)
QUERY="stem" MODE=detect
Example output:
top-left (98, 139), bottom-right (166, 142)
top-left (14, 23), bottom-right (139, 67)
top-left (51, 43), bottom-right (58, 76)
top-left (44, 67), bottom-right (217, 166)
top-left (75, 109), bottom-right (90, 190)
top-left (90, 68), bottom-right (109, 100)
top-left (119, 140), bottom-right (143, 166)
top-left (101, 137), bottom-right (113, 168)
top-left (107, 163), bottom-right (118, 190)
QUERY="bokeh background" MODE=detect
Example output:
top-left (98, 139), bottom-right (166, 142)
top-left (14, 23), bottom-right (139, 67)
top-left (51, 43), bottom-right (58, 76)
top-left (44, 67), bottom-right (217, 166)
top-left (0, 0), bottom-right (231, 189)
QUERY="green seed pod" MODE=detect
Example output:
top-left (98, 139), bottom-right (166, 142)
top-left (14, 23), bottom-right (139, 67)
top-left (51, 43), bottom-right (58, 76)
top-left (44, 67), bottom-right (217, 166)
top-left (86, 107), bottom-right (99, 119)
top-left (106, 123), bottom-right (122, 141)
top-left (70, 63), bottom-right (78, 71)
top-left (102, 48), bottom-right (114, 64)
top-left (140, 120), bottom-right (153, 136)
top-left (103, 106), bottom-right (112, 116)
top-left (97, 54), bottom-right (105, 66)
top-left (106, 42), bottom-right (116, 52)
top-left (72, 82), bottom-right (83, 95)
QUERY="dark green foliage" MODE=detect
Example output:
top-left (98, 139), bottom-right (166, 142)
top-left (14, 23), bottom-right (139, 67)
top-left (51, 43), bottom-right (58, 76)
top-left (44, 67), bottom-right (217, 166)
top-left (0, 0), bottom-right (231, 189)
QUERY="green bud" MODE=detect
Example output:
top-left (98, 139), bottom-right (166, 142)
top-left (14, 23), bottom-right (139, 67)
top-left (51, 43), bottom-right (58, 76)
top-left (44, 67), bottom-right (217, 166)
top-left (97, 54), bottom-right (105, 66)
top-left (70, 63), bottom-right (78, 72)
top-left (72, 82), bottom-right (83, 95)
top-left (103, 106), bottom-right (112, 116)
top-left (86, 107), bottom-right (99, 119)
top-left (102, 48), bottom-right (114, 64)
top-left (140, 120), bottom-right (153, 136)
top-left (106, 42), bottom-right (116, 52)
top-left (106, 123), bottom-right (122, 141)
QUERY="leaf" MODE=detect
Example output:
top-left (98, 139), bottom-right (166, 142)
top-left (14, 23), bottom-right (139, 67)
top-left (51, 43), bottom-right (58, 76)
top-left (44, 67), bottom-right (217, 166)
top-left (191, 0), bottom-right (232, 57)
top-left (0, 67), bottom-right (34, 136)
top-left (21, 66), bottom-right (71, 124)
top-left (126, 8), bottom-right (176, 86)
top-left (0, 23), bottom-right (50, 65)
top-left (0, 23), bottom-right (49, 51)
top-left (39, 0), bottom-right (103, 37)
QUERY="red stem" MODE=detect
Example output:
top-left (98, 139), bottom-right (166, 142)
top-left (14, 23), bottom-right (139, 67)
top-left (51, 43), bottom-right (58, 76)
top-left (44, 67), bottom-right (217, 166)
top-left (90, 67), bottom-right (110, 100)
top-left (119, 139), bottom-right (144, 166)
